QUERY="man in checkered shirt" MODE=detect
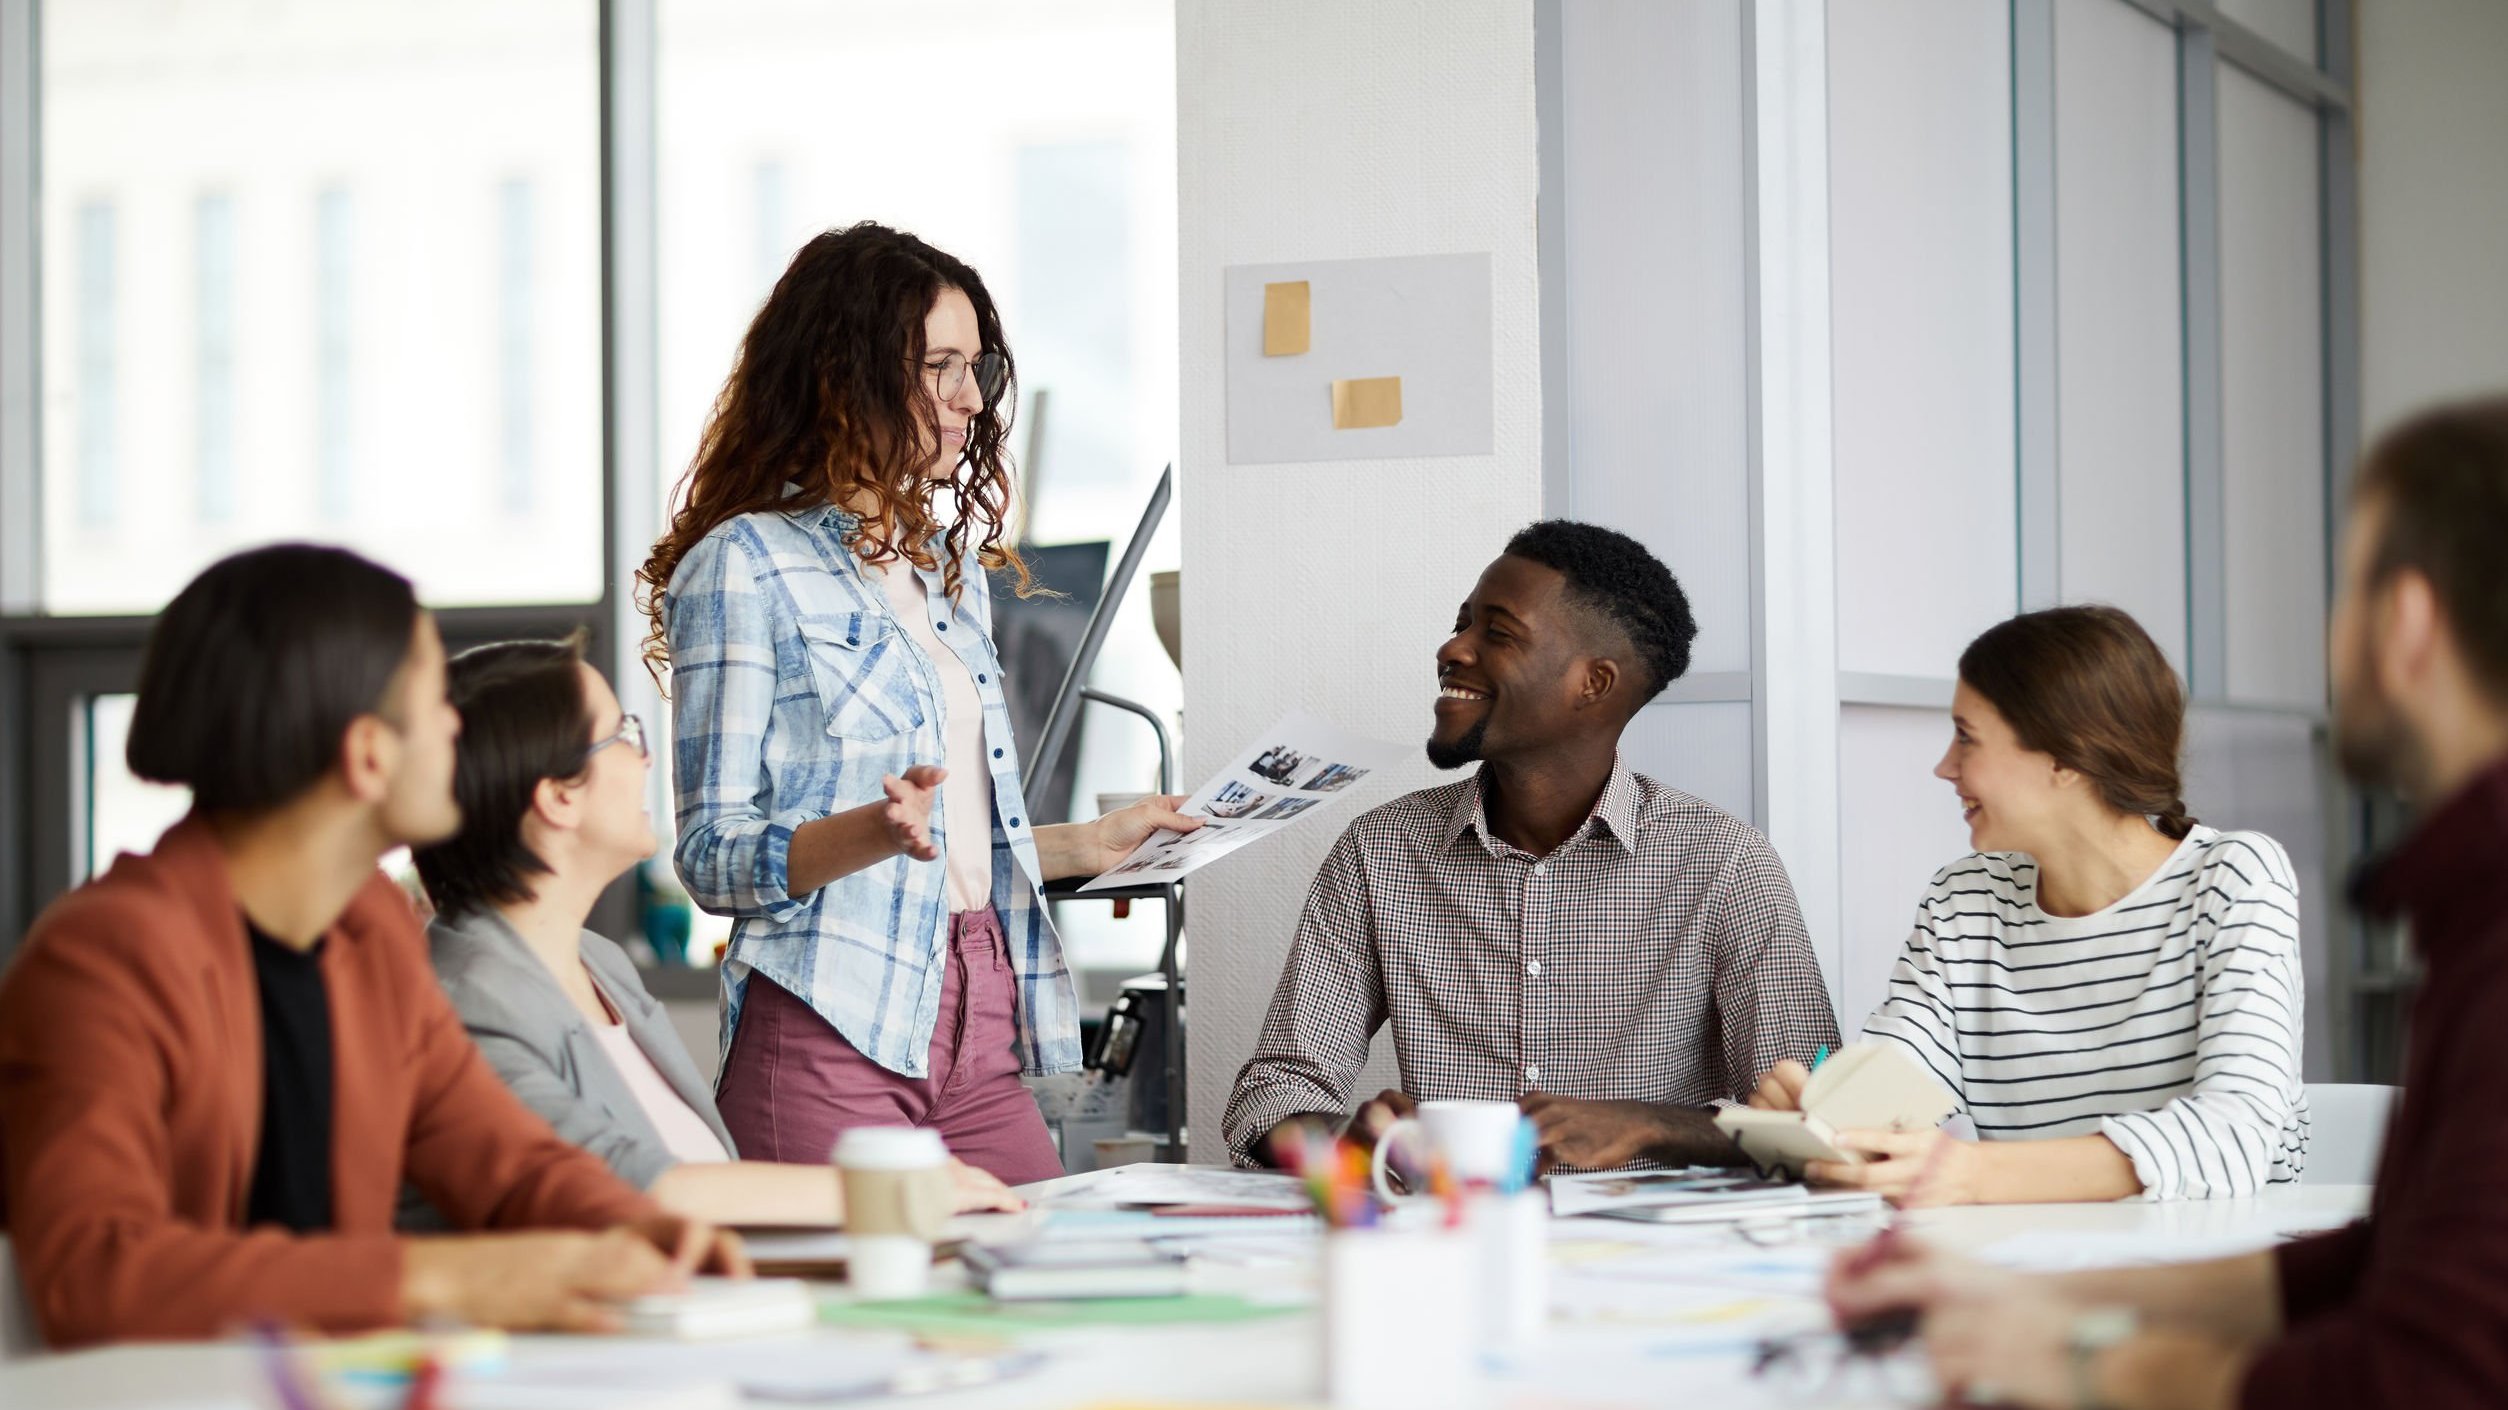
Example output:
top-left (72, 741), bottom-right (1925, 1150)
top-left (1224, 521), bottom-right (1840, 1171)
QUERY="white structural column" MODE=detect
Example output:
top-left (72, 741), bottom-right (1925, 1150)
top-left (1742, 0), bottom-right (1842, 1004)
top-left (1175, 0), bottom-right (1545, 1161)
top-left (602, 0), bottom-right (669, 840)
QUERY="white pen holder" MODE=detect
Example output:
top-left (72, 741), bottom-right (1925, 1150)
top-left (1322, 1228), bottom-right (1484, 1410)
top-left (1470, 1189), bottom-right (1549, 1351)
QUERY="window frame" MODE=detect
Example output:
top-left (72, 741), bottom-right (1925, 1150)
top-left (0, 0), bottom-right (657, 952)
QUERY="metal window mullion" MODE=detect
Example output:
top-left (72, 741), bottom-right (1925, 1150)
top-left (2013, 0), bottom-right (2060, 612)
top-left (0, 0), bottom-right (36, 952)
top-left (2318, 0), bottom-right (2367, 1080)
top-left (1, 0), bottom-right (37, 613)
top-left (2179, 23), bottom-right (2227, 703)
top-left (2113, 2), bottom-right (2351, 111)
top-left (600, 0), bottom-right (660, 948)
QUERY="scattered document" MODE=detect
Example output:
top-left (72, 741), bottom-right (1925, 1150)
top-left (1549, 1169), bottom-right (1861, 1221)
top-left (1081, 714), bottom-right (1403, 892)
top-left (480, 1332), bottom-right (1037, 1406)
top-left (1029, 1162), bottom-right (1314, 1210)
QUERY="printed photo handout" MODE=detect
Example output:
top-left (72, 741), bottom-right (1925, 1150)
top-left (1077, 712), bottom-right (1407, 893)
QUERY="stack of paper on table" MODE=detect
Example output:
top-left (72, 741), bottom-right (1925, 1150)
top-left (474, 1332), bottom-right (1042, 1406)
top-left (1029, 1163), bottom-right (1313, 1211)
top-left (615, 1277), bottom-right (818, 1340)
top-left (1711, 1040), bottom-right (1960, 1178)
top-left (1547, 1169), bottom-right (1882, 1224)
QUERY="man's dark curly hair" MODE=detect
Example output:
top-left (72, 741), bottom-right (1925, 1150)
top-left (1503, 519), bottom-right (1696, 705)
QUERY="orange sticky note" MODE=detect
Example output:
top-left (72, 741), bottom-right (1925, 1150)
top-left (1330, 376), bottom-right (1403, 429)
top-left (1263, 281), bottom-right (1311, 356)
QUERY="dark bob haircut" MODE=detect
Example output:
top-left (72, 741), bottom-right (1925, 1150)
top-left (410, 636), bottom-right (597, 920)
top-left (127, 543), bottom-right (421, 814)
top-left (1503, 519), bottom-right (1698, 705)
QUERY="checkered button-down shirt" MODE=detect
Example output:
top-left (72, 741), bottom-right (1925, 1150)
top-left (1222, 760), bottom-right (1840, 1164)
top-left (664, 500), bottom-right (1077, 1080)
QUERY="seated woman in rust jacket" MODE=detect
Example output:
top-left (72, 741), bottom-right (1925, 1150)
top-left (0, 545), bottom-right (745, 1350)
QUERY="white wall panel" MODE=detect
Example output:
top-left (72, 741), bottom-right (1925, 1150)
top-left (2218, 66), bottom-right (2326, 710)
top-left (1557, 0), bottom-right (1751, 674)
top-left (1178, 0), bottom-right (1543, 1160)
top-left (1828, 0), bottom-right (2016, 679)
top-left (1836, 705), bottom-right (1974, 1031)
top-left (2054, 0), bottom-right (2186, 669)
top-left (2359, 0), bottom-right (2508, 430)
top-left (2183, 708), bottom-right (2332, 1080)
top-left (1620, 700), bottom-right (1754, 831)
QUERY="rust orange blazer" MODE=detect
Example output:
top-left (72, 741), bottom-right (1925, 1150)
top-left (0, 819), bottom-right (656, 1348)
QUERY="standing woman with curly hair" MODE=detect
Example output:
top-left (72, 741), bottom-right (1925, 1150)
top-left (641, 223), bottom-right (1195, 1182)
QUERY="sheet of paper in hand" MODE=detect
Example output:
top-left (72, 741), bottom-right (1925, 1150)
top-left (1078, 711), bottom-right (1403, 892)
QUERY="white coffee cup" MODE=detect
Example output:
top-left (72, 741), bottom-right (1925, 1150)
top-left (1369, 1098), bottom-right (1528, 1201)
top-left (833, 1126), bottom-right (951, 1299)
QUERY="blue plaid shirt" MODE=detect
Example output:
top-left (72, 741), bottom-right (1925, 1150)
top-left (663, 499), bottom-right (1079, 1079)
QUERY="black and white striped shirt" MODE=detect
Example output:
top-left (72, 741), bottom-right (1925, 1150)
top-left (1863, 826), bottom-right (2308, 1197)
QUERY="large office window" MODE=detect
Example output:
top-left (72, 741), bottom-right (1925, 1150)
top-left (498, 177), bottom-right (537, 514)
top-left (314, 185), bottom-right (356, 522)
top-left (194, 193), bottom-right (238, 524)
top-left (72, 200), bottom-right (117, 530)
top-left (34, 0), bottom-right (603, 613)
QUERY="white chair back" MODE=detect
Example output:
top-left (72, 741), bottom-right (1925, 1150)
top-left (0, 1234), bottom-right (41, 1360)
top-left (2303, 1083), bottom-right (2399, 1187)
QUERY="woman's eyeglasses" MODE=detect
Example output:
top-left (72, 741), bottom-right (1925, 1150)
top-left (920, 350), bottom-right (1008, 406)
top-left (588, 714), bottom-right (646, 761)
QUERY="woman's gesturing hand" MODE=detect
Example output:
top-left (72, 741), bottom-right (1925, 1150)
top-left (879, 766), bottom-right (946, 862)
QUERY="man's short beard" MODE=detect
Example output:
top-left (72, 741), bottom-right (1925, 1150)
top-left (2334, 681), bottom-right (2424, 799)
top-left (2332, 629), bottom-right (2431, 801)
top-left (1425, 718), bottom-right (1488, 771)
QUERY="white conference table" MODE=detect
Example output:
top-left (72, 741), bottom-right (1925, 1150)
top-left (0, 1174), bottom-right (2370, 1410)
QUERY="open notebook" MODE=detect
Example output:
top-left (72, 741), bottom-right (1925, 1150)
top-left (1713, 1041), bottom-right (1958, 1178)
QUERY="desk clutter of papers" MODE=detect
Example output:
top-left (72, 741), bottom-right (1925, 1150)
top-left (29, 1167), bottom-right (2368, 1410)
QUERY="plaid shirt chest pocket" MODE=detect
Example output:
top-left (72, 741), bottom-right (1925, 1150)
top-left (791, 611), bottom-right (926, 742)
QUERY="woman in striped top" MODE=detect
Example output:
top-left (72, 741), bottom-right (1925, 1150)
top-left (1753, 605), bottom-right (2308, 1202)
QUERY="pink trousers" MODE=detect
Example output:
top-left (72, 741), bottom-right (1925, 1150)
top-left (714, 908), bottom-right (1065, 1185)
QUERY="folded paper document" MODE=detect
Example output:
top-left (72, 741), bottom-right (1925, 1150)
top-left (1713, 1042), bottom-right (1958, 1178)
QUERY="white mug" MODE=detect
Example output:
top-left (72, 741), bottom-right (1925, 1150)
top-left (1369, 1098), bottom-right (1527, 1201)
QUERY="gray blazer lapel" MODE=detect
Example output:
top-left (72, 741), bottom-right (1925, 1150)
top-left (579, 931), bottom-right (740, 1157)
top-left (428, 907), bottom-right (679, 1176)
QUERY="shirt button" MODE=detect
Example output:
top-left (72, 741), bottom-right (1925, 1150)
top-left (978, 674), bottom-right (988, 684)
top-left (993, 748), bottom-right (1004, 759)
top-left (936, 621), bottom-right (949, 631)
top-left (1526, 960), bottom-right (1542, 977)
top-left (1009, 817), bottom-right (1022, 828)
top-left (1525, 1064), bottom-right (1541, 1084)
top-left (1531, 862), bottom-right (1548, 878)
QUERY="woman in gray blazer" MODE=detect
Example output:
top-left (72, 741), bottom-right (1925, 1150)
top-left (411, 636), bottom-right (1018, 1224)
